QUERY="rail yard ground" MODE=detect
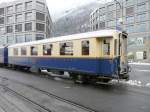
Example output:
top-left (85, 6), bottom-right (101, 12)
top-left (0, 64), bottom-right (149, 112)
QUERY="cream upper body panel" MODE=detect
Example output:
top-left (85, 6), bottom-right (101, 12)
top-left (8, 30), bottom-right (122, 58)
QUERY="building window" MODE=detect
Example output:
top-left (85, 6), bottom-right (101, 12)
top-left (93, 25), bottom-right (95, 30)
top-left (43, 44), bottom-right (53, 55)
top-left (7, 16), bottom-right (13, 24)
top-left (31, 46), bottom-right (38, 55)
top-left (36, 34), bottom-right (44, 40)
top-left (137, 0), bottom-right (147, 3)
top-left (99, 14), bottom-right (106, 21)
top-left (0, 8), bottom-right (4, 15)
top-left (46, 26), bottom-right (51, 37)
top-left (143, 51), bottom-right (147, 59)
top-left (107, 4), bottom-right (114, 11)
top-left (15, 24), bottom-right (22, 32)
top-left (25, 1), bottom-right (32, 10)
top-left (126, 7), bottom-right (134, 16)
top-left (96, 17), bottom-right (98, 21)
top-left (60, 42), bottom-right (73, 55)
top-left (126, 16), bottom-right (134, 24)
top-left (107, 12), bottom-right (114, 20)
top-left (36, 23), bottom-right (45, 31)
top-left (25, 12), bottom-right (32, 21)
top-left (107, 20), bottom-right (115, 27)
top-left (13, 48), bottom-right (18, 56)
top-left (36, 12), bottom-right (45, 21)
top-left (21, 47), bottom-right (27, 55)
top-left (82, 40), bottom-right (89, 55)
top-left (16, 35), bottom-right (24, 43)
top-left (36, 1), bottom-right (45, 11)
top-left (103, 40), bottom-right (110, 55)
top-left (136, 37), bottom-right (144, 45)
top-left (116, 10), bottom-right (121, 18)
top-left (136, 13), bottom-right (147, 22)
top-left (0, 36), bottom-right (5, 45)
top-left (126, 0), bottom-right (134, 5)
top-left (7, 6), bottom-right (13, 14)
top-left (0, 17), bottom-right (4, 24)
top-left (16, 3), bottom-right (22, 12)
top-left (46, 16), bottom-right (50, 25)
top-left (126, 25), bottom-right (134, 33)
top-left (16, 14), bottom-right (22, 23)
top-left (25, 23), bottom-right (32, 31)
top-left (7, 36), bottom-right (13, 44)
top-left (0, 27), bottom-right (5, 34)
top-left (136, 23), bottom-right (147, 32)
top-left (6, 26), bottom-right (13, 33)
top-left (95, 24), bottom-right (98, 30)
top-left (99, 7), bottom-right (105, 13)
top-left (95, 9), bottom-right (98, 15)
top-left (99, 22), bottom-right (105, 29)
top-left (137, 3), bottom-right (147, 12)
top-left (25, 34), bottom-right (32, 42)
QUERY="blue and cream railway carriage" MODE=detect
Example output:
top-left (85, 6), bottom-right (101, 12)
top-left (8, 30), bottom-right (129, 83)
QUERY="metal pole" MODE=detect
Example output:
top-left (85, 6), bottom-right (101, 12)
top-left (114, 0), bottom-right (123, 31)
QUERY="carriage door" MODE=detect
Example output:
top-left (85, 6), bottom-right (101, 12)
top-left (119, 34), bottom-right (128, 73)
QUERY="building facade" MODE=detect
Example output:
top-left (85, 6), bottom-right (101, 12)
top-left (0, 0), bottom-right (53, 46)
top-left (90, 0), bottom-right (150, 61)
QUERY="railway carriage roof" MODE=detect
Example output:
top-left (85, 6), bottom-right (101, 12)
top-left (0, 46), bottom-right (6, 49)
top-left (8, 30), bottom-right (121, 48)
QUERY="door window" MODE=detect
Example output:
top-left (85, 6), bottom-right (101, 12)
top-left (103, 40), bottom-right (110, 55)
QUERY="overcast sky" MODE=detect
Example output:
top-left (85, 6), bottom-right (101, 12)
top-left (0, 0), bottom-right (112, 20)
top-left (47, 0), bottom-right (112, 20)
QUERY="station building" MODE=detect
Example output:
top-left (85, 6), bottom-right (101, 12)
top-left (0, 0), bottom-right (53, 46)
top-left (90, 0), bottom-right (150, 61)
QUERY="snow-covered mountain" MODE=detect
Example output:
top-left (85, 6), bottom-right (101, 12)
top-left (52, 2), bottom-right (100, 37)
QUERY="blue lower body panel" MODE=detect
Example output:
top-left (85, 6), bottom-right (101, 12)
top-left (8, 57), bottom-right (119, 77)
top-left (0, 47), bottom-right (8, 64)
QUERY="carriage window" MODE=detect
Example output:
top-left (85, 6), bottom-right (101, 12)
top-left (114, 39), bottom-right (117, 55)
top-left (43, 44), bottom-right (53, 55)
top-left (82, 40), bottom-right (89, 55)
top-left (60, 42), bottom-right (73, 55)
top-left (31, 46), bottom-right (38, 55)
top-left (103, 40), bottom-right (110, 55)
top-left (14, 48), bottom-right (18, 56)
top-left (21, 47), bottom-right (27, 55)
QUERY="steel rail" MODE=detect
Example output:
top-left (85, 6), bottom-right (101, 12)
top-left (0, 84), bottom-right (52, 112)
top-left (0, 75), bottom-right (98, 112)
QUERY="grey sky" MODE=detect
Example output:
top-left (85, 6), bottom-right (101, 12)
top-left (0, 0), bottom-right (112, 20)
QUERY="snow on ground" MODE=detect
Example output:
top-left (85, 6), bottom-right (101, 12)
top-left (145, 83), bottom-right (150, 88)
top-left (111, 80), bottom-right (150, 89)
top-left (134, 69), bottom-right (150, 72)
top-left (123, 80), bottom-right (142, 87)
top-left (129, 62), bottom-right (150, 65)
top-left (111, 80), bottom-right (143, 87)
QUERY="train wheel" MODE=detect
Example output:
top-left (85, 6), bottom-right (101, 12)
top-left (102, 79), bottom-right (111, 83)
top-left (71, 74), bottom-right (89, 84)
top-left (97, 77), bottom-right (112, 83)
top-left (30, 67), bottom-right (41, 73)
top-left (47, 69), bottom-right (51, 72)
top-left (25, 67), bottom-right (30, 72)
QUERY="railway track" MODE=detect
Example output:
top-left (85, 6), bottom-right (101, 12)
top-left (0, 75), bottom-right (98, 112)
top-left (0, 84), bottom-right (52, 112)
top-left (0, 93), bottom-right (24, 112)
